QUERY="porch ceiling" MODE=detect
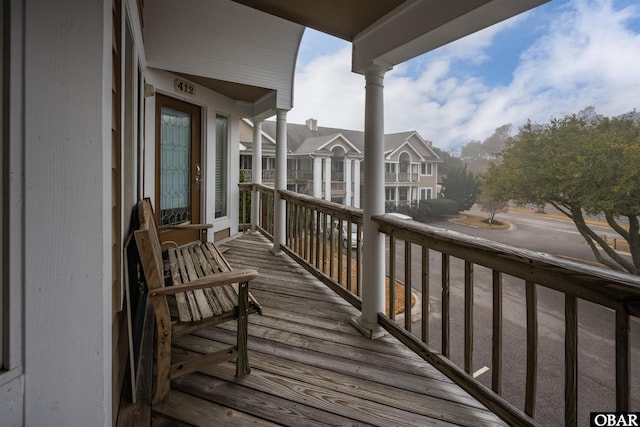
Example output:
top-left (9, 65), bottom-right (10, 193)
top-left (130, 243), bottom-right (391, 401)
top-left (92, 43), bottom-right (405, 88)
top-left (231, 0), bottom-right (406, 42)
top-left (232, 0), bottom-right (549, 74)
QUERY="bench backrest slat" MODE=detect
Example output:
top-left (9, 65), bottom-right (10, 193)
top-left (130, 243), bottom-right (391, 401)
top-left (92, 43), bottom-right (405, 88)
top-left (134, 200), bottom-right (164, 292)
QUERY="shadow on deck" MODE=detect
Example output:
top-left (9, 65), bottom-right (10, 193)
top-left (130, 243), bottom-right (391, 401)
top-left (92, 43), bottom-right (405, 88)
top-left (142, 233), bottom-right (507, 426)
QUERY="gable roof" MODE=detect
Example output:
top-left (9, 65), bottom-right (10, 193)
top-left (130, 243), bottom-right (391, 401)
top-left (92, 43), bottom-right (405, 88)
top-left (245, 121), bottom-right (441, 161)
top-left (294, 133), bottom-right (361, 155)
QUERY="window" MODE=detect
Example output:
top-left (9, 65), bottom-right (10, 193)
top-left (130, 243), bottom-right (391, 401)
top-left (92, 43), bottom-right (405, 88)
top-left (385, 188), bottom-right (396, 201)
top-left (215, 115), bottom-right (228, 218)
top-left (421, 162), bottom-right (432, 176)
top-left (239, 154), bottom-right (252, 170)
top-left (421, 188), bottom-right (433, 200)
top-left (385, 163), bottom-right (396, 173)
top-left (399, 188), bottom-right (408, 201)
top-left (400, 153), bottom-right (411, 173)
top-left (262, 157), bottom-right (275, 170)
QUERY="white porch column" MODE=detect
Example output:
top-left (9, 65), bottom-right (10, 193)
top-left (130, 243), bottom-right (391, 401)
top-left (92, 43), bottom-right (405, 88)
top-left (345, 157), bottom-right (352, 206)
top-left (251, 119), bottom-right (262, 233)
top-left (271, 109), bottom-right (288, 255)
top-left (351, 65), bottom-right (388, 339)
top-left (313, 156), bottom-right (322, 199)
top-left (324, 156), bottom-right (332, 201)
top-left (353, 159), bottom-right (361, 208)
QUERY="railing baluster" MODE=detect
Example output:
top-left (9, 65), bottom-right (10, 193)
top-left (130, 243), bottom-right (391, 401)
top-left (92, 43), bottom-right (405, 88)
top-left (421, 246), bottom-right (429, 343)
top-left (464, 261), bottom-right (474, 375)
top-left (405, 241), bottom-right (412, 331)
top-left (565, 294), bottom-right (578, 427)
top-left (286, 202), bottom-right (292, 247)
top-left (322, 213), bottom-right (328, 275)
top-left (492, 270), bottom-right (502, 394)
top-left (304, 206), bottom-right (310, 261)
top-left (297, 204), bottom-right (302, 255)
top-left (329, 215), bottom-right (334, 279)
top-left (356, 223), bottom-right (362, 297)
top-left (315, 211), bottom-right (321, 269)
top-left (389, 236), bottom-right (396, 320)
top-left (616, 311), bottom-right (630, 411)
top-left (307, 207), bottom-right (312, 262)
top-left (300, 205), bottom-right (305, 258)
top-left (442, 253), bottom-right (450, 358)
top-left (525, 280), bottom-right (538, 418)
top-left (338, 219), bottom-right (343, 286)
top-left (346, 220), bottom-right (352, 293)
top-left (293, 202), bottom-right (298, 251)
top-left (241, 189), bottom-right (246, 227)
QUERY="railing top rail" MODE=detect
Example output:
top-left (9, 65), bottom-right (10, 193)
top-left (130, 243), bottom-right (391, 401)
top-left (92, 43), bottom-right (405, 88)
top-left (238, 182), bottom-right (275, 194)
top-left (280, 189), bottom-right (363, 224)
top-left (373, 213), bottom-right (640, 316)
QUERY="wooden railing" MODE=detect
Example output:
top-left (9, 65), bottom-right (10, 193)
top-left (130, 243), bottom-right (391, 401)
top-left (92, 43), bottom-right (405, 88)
top-left (238, 183), bottom-right (640, 427)
top-left (374, 214), bottom-right (640, 427)
top-left (239, 183), bottom-right (274, 237)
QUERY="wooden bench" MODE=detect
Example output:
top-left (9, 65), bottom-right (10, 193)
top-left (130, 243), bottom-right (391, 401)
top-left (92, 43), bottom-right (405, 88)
top-left (134, 199), bottom-right (261, 404)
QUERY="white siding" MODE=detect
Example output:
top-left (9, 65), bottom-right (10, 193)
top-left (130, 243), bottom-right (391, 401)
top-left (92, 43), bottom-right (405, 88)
top-left (23, 1), bottom-right (112, 425)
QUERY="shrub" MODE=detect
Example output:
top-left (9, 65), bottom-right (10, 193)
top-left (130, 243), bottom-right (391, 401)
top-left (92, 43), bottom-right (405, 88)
top-left (424, 198), bottom-right (458, 217)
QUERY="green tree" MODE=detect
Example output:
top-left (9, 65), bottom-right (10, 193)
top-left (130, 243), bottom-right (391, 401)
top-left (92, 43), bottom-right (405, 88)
top-left (441, 165), bottom-right (480, 212)
top-left (478, 167), bottom-right (510, 223)
top-left (431, 146), bottom-right (464, 178)
top-left (486, 115), bottom-right (640, 274)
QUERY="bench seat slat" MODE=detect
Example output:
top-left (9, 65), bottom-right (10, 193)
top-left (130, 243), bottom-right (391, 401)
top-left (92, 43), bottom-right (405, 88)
top-left (203, 242), bottom-right (240, 306)
top-left (169, 243), bottom-right (246, 321)
top-left (175, 247), bottom-right (201, 322)
top-left (181, 246), bottom-right (214, 320)
top-left (190, 245), bottom-right (229, 315)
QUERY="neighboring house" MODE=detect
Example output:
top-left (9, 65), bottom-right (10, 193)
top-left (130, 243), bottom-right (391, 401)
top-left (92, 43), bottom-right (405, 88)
top-left (239, 119), bottom-right (441, 208)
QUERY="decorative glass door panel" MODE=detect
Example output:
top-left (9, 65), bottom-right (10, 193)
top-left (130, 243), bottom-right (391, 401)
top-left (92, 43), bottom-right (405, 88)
top-left (160, 107), bottom-right (191, 225)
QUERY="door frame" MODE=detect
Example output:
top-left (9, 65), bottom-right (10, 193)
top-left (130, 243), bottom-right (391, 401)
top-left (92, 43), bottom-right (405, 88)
top-left (154, 93), bottom-right (203, 242)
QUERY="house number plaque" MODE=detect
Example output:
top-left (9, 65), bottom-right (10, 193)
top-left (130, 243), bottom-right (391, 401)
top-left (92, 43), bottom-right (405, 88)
top-left (174, 78), bottom-right (195, 96)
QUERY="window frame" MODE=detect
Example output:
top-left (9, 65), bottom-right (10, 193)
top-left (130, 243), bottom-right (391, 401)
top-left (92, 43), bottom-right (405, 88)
top-left (421, 162), bottom-right (433, 176)
top-left (214, 114), bottom-right (229, 219)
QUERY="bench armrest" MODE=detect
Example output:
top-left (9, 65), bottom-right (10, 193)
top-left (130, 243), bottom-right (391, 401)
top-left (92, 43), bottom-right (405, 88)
top-left (149, 269), bottom-right (258, 297)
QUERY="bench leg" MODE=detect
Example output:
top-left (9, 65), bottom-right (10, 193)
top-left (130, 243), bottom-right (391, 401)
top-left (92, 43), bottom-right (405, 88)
top-left (152, 305), bottom-right (172, 404)
top-left (236, 282), bottom-right (250, 377)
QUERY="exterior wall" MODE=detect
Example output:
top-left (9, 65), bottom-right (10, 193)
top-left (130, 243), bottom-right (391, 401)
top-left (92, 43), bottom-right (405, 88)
top-left (23, 0), bottom-right (113, 425)
top-left (418, 162), bottom-right (438, 198)
top-left (239, 119), bottom-right (254, 142)
top-left (1, 1), bottom-right (25, 425)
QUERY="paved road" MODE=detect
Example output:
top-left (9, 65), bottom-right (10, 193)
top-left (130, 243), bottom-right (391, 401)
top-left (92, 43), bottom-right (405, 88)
top-left (386, 209), bottom-right (639, 426)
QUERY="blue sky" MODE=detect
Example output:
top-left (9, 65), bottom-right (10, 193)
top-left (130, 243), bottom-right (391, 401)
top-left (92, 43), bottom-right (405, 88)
top-left (289, 0), bottom-right (640, 152)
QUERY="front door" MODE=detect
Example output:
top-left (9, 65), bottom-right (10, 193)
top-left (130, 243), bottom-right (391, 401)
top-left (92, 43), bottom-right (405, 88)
top-left (155, 94), bottom-right (202, 245)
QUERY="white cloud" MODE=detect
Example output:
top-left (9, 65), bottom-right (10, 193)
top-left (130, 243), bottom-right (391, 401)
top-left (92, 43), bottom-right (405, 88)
top-left (290, 0), bottom-right (640, 152)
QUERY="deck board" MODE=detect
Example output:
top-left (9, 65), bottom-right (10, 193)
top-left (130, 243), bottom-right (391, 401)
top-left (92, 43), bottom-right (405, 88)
top-left (151, 233), bottom-right (507, 426)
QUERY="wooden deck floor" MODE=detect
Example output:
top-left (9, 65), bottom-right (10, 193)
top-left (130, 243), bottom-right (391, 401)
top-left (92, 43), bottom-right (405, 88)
top-left (151, 233), bottom-right (506, 426)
